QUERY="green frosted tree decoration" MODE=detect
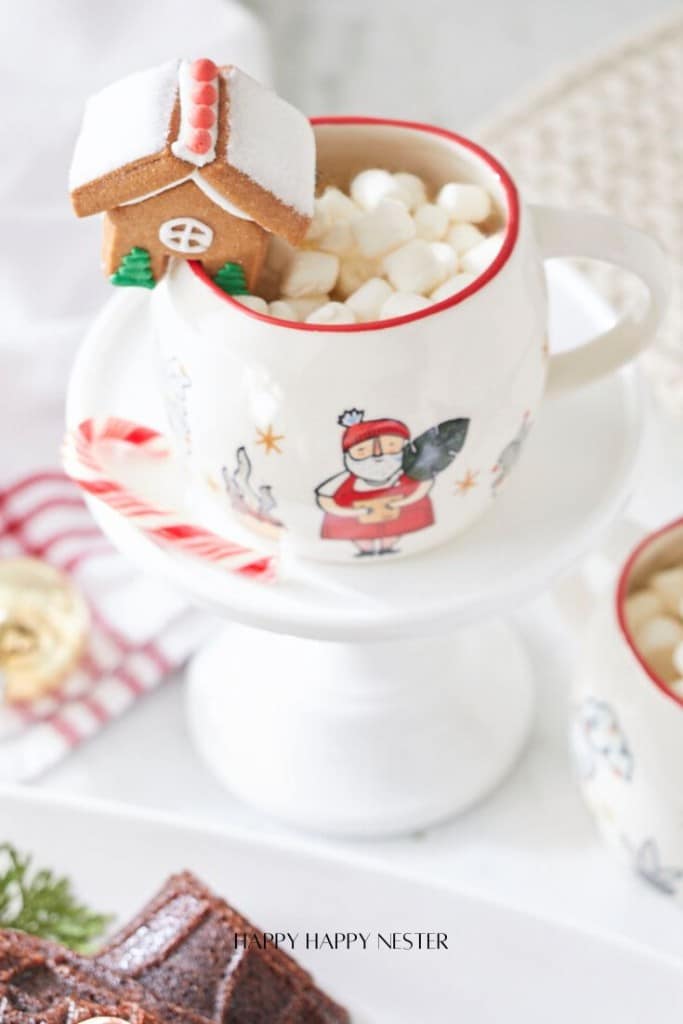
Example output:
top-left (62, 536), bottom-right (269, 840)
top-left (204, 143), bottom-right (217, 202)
top-left (110, 247), bottom-right (156, 289)
top-left (213, 261), bottom-right (249, 296)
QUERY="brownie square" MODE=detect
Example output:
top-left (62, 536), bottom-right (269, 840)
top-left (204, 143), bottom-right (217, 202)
top-left (97, 872), bottom-right (348, 1024)
top-left (0, 931), bottom-right (197, 1024)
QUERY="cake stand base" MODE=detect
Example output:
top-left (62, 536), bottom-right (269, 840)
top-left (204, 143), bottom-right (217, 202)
top-left (185, 617), bottom-right (534, 837)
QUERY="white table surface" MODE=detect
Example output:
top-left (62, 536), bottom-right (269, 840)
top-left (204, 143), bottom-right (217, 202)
top-left (32, 396), bottom-right (683, 963)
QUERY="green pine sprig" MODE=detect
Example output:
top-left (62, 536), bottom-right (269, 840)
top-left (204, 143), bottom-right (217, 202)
top-left (0, 844), bottom-right (111, 951)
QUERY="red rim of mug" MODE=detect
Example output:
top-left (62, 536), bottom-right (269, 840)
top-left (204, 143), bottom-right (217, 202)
top-left (615, 516), bottom-right (683, 709)
top-left (188, 115), bottom-right (520, 332)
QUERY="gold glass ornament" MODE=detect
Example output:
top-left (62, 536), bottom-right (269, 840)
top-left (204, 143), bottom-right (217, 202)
top-left (0, 558), bottom-right (89, 703)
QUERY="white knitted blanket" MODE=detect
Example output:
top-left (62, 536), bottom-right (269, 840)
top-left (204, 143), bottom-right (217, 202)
top-left (477, 12), bottom-right (682, 413)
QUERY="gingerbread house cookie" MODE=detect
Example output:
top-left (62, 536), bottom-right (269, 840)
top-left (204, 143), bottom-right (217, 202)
top-left (69, 59), bottom-right (316, 291)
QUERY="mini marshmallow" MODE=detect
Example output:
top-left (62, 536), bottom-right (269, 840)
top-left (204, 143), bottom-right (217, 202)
top-left (286, 294), bottom-right (330, 318)
top-left (305, 205), bottom-right (328, 242)
top-left (634, 614), bottom-right (683, 683)
top-left (351, 200), bottom-right (416, 259)
top-left (316, 221), bottom-right (355, 255)
top-left (336, 254), bottom-right (381, 298)
top-left (623, 589), bottom-right (665, 633)
top-left (461, 232), bottom-right (504, 275)
top-left (346, 277), bottom-right (394, 322)
top-left (234, 295), bottom-right (268, 314)
top-left (437, 182), bottom-right (493, 223)
top-left (350, 169), bottom-right (404, 210)
top-left (392, 172), bottom-right (427, 211)
top-left (430, 273), bottom-right (477, 302)
top-left (281, 251), bottom-right (340, 298)
top-left (447, 222), bottom-right (486, 254)
top-left (268, 300), bottom-right (299, 321)
top-left (316, 186), bottom-right (359, 224)
top-left (634, 614), bottom-right (683, 652)
top-left (413, 203), bottom-right (449, 241)
top-left (306, 301), bottom-right (357, 325)
top-left (430, 242), bottom-right (459, 282)
top-left (650, 567), bottom-right (683, 617)
top-left (380, 292), bottom-right (432, 319)
top-left (382, 239), bottom-right (444, 294)
top-left (673, 640), bottom-right (683, 678)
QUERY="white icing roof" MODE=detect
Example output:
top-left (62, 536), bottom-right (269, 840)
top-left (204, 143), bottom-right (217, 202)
top-left (70, 60), bottom-right (316, 222)
top-left (69, 60), bottom-right (180, 190)
top-left (224, 67), bottom-right (315, 217)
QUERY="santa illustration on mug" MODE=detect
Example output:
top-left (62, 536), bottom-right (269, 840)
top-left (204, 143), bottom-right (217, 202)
top-left (315, 409), bottom-right (470, 557)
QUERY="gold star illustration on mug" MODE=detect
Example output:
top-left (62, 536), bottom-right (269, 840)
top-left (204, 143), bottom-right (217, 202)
top-left (255, 425), bottom-right (285, 455)
top-left (454, 468), bottom-right (479, 495)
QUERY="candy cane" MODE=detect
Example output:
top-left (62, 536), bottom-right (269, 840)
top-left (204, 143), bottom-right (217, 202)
top-left (62, 418), bottom-right (277, 582)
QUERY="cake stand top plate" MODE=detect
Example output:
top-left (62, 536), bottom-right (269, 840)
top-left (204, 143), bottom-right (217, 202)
top-left (67, 265), bottom-right (642, 642)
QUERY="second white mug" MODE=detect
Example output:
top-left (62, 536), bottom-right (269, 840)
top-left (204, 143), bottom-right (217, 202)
top-left (566, 519), bottom-right (683, 901)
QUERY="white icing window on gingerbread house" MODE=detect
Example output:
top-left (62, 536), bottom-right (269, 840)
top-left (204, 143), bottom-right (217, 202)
top-left (159, 217), bottom-right (214, 254)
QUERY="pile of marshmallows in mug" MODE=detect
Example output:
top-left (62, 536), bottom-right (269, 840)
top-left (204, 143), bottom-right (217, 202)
top-left (239, 169), bottom-right (503, 324)
top-left (625, 567), bottom-right (683, 697)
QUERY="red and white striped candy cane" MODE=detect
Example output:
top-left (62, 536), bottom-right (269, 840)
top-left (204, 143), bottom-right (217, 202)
top-left (62, 418), bottom-right (277, 582)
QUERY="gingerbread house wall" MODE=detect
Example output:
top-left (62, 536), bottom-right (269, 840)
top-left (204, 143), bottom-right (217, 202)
top-left (103, 179), bottom-right (269, 286)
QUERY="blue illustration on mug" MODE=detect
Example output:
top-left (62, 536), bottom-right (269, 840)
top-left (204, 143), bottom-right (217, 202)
top-left (164, 357), bottom-right (192, 455)
top-left (222, 446), bottom-right (284, 540)
top-left (315, 409), bottom-right (469, 558)
top-left (571, 696), bottom-right (634, 782)
top-left (491, 410), bottom-right (532, 496)
top-left (625, 837), bottom-right (683, 896)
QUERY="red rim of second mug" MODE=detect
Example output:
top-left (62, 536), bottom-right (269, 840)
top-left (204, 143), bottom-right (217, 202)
top-left (615, 517), bottom-right (683, 709)
top-left (188, 115), bottom-right (520, 332)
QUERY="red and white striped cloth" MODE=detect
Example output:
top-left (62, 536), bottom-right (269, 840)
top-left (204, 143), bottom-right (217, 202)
top-left (0, 470), bottom-right (211, 781)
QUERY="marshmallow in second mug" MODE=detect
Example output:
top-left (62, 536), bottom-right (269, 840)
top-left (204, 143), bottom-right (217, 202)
top-left (151, 117), bottom-right (669, 565)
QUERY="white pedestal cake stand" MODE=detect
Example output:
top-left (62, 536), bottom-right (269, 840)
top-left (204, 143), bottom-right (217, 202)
top-left (66, 265), bottom-right (643, 838)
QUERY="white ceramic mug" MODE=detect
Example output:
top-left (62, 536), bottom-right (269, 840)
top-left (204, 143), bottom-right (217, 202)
top-left (146, 117), bottom-right (669, 565)
top-left (565, 519), bottom-right (683, 900)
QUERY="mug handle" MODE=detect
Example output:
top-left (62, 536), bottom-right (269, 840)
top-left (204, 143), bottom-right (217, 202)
top-left (531, 205), bottom-right (671, 396)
